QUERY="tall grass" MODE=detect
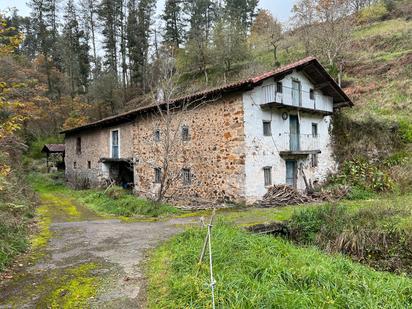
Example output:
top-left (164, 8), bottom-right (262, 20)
top-left (288, 195), bottom-right (412, 275)
top-left (0, 155), bottom-right (35, 271)
top-left (148, 221), bottom-right (412, 308)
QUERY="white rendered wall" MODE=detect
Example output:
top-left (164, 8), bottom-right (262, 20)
top-left (243, 70), bottom-right (337, 203)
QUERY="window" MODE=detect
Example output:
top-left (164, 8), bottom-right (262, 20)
top-left (111, 130), bottom-right (119, 158)
top-left (181, 125), bottom-right (189, 141)
top-left (87, 161), bottom-right (91, 169)
top-left (182, 168), bottom-right (191, 186)
top-left (263, 121), bottom-right (272, 136)
top-left (73, 161), bottom-right (77, 169)
top-left (311, 154), bottom-right (318, 167)
top-left (312, 123), bottom-right (318, 138)
top-left (263, 167), bottom-right (272, 186)
top-left (76, 137), bottom-right (81, 155)
top-left (276, 81), bottom-right (283, 93)
top-left (154, 129), bottom-right (160, 142)
top-left (310, 88), bottom-right (315, 100)
top-left (154, 168), bottom-right (162, 183)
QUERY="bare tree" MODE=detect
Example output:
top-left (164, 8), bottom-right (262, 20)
top-left (251, 10), bottom-right (283, 66)
top-left (138, 51), bottom-right (220, 202)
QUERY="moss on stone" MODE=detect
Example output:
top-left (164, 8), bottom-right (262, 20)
top-left (44, 263), bottom-right (100, 308)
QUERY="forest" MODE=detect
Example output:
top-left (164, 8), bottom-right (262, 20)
top-left (0, 0), bottom-right (411, 306)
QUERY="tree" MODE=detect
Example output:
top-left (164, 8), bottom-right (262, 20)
top-left (62, 0), bottom-right (90, 98)
top-left (292, 0), bottom-right (317, 56)
top-left (162, 0), bottom-right (186, 49)
top-left (223, 0), bottom-right (259, 35)
top-left (213, 19), bottom-right (249, 82)
top-left (98, 0), bottom-right (121, 74)
top-left (143, 51), bottom-right (219, 202)
top-left (0, 15), bottom-right (28, 146)
top-left (183, 0), bottom-right (217, 84)
top-left (128, 0), bottom-right (156, 90)
top-left (251, 9), bottom-right (282, 65)
top-left (79, 0), bottom-right (100, 77)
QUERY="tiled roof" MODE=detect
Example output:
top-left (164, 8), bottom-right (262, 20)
top-left (42, 144), bottom-right (65, 153)
top-left (61, 57), bottom-right (352, 135)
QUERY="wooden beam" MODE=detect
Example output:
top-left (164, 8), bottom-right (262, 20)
top-left (314, 81), bottom-right (332, 90)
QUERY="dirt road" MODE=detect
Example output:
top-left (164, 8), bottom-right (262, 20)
top-left (0, 193), bottom-right (198, 308)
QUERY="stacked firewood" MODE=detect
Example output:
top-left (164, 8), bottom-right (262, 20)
top-left (259, 185), bottom-right (350, 207)
top-left (259, 185), bottom-right (312, 207)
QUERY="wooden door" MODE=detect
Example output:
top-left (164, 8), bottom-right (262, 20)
top-left (286, 160), bottom-right (297, 188)
top-left (289, 115), bottom-right (300, 151)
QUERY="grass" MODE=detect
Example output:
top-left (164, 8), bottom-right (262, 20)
top-left (0, 154), bottom-right (35, 272)
top-left (28, 172), bottom-right (181, 219)
top-left (288, 193), bottom-right (412, 275)
top-left (147, 221), bottom-right (412, 308)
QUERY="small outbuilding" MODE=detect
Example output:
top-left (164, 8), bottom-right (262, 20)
top-left (41, 144), bottom-right (65, 171)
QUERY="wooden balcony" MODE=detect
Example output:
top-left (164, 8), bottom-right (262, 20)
top-left (260, 84), bottom-right (333, 116)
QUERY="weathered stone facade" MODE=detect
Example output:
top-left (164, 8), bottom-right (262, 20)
top-left (63, 58), bottom-right (352, 204)
top-left (65, 122), bottom-right (135, 188)
top-left (133, 94), bottom-right (246, 203)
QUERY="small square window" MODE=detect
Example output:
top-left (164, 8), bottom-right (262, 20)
top-left (182, 168), bottom-right (191, 186)
top-left (312, 123), bottom-right (318, 138)
top-left (76, 137), bottom-right (81, 155)
top-left (88, 161), bottom-right (91, 169)
top-left (181, 126), bottom-right (189, 141)
top-left (154, 167), bottom-right (162, 183)
top-left (263, 121), bottom-right (272, 136)
top-left (73, 161), bottom-right (77, 169)
top-left (310, 89), bottom-right (315, 100)
top-left (276, 81), bottom-right (282, 93)
top-left (154, 129), bottom-right (160, 142)
top-left (263, 166), bottom-right (272, 186)
top-left (311, 154), bottom-right (318, 167)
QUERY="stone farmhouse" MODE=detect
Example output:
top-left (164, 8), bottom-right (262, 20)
top-left (61, 57), bottom-right (353, 204)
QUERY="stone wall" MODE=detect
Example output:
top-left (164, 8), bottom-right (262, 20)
top-left (133, 94), bottom-right (246, 203)
top-left (65, 122), bottom-right (135, 187)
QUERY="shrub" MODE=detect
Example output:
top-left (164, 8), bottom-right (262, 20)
top-left (358, 2), bottom-right (388, 23)
top-left (332, 158), bottom-right (395, 192)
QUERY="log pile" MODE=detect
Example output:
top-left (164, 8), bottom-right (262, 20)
top-left (259, 185), bottom-right (350, 208)
top-left (259, 185), bottom-right (312, 207)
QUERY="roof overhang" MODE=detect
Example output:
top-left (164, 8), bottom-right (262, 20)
top-left (61, 57), bottom-right (353, 135)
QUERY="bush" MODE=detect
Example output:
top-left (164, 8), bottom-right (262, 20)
top-left (0, 154), bottom-right (35, 271)
top-left (358, 2), bottom-right (388, 23)
top-left (332, 158), bottom-right (395, 192)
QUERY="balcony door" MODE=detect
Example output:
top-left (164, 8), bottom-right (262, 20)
top-left (292, 80), bottom-right (301, 106)
top-left (289, 115), bottom-right (300, 151)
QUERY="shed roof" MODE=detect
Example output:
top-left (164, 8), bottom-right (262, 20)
top-left (41, 144), bottom-right (65, 153)
top-left (61, 57), bottom-right (353, 135)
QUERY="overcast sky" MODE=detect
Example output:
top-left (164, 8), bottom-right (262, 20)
top-left (1, 0), bottom-right (296, 23)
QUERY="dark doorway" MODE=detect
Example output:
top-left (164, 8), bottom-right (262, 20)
top-left (102, 159), bottom-right (134, 189)
top-left (286, 160), bottom-right (297, 188)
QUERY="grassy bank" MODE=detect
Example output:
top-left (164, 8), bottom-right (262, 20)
top-left (29, 173), bottom-right (181, 218)
top-left (288, 194), bottom-right (412, 275)
top-left (147, 222), bottom-right (412, 308)
top-left (0, 159), bottom-right (36, 272)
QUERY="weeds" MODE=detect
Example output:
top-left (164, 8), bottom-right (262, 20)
top-left (29, 173), bottom-right (180, 218)
top-left (148, 221), bottom-right (412, 308)
top-left (288, 196), bottom-right (412, 275)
